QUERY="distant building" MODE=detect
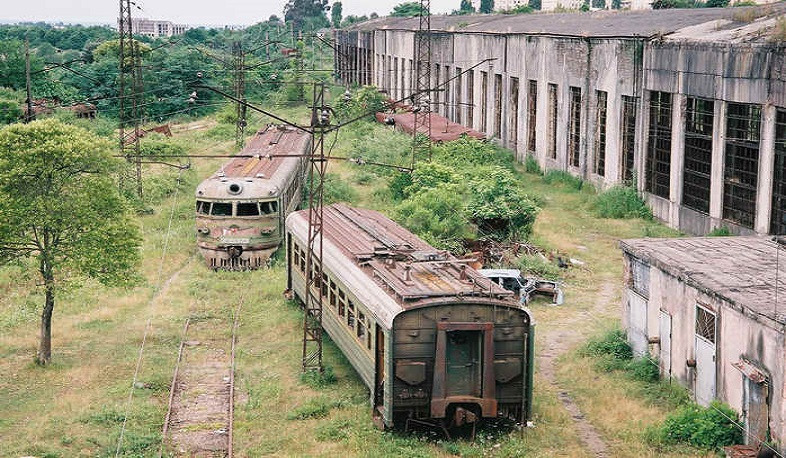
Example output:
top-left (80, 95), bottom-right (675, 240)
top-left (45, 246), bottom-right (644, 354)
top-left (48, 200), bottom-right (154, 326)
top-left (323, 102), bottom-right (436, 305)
top-left (128, 18), bottom-right (191, 38)
top-left (620, 236), bottom-right (786, 453)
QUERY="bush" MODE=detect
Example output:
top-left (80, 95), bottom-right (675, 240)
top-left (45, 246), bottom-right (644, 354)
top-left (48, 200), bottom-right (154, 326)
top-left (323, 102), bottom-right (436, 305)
top-left (626, 357), bottom-right (660, 383)
top-left (581, 328), bottom-right (633, 361)
top-left (466, 166), bottom-right (540, 240)
top-left (334, 85), bottom-right (389, 122)
top-left (432, 136), bottom-right (515, 170)
top-left (389, 170), bottom-right (413, 201)
top-left (403, 162), bottom-right (459, 197)
top-left (543, 170), bottom-right (583, 190)
top-left (215, 103), bottom-right (238, 125)
top-left (516, 254), bottom-right (563, 281)
top-left (594, 186), bottom-right (652, 219)
top-left (395, 183), bottom-right (476, 252)
top-left (524, 155), bottom-right (542, 175)
top-left (707, 226), bottom-right (732, 236)
top-left (656, 401), bottom-right (743, 450)
top-left (322, 173), bottom-right (358, 205)
top-left (300, 366), bottom-right (337, 389)
top-left (287, 396), bottom-right (341, 420)
top-left (139, 133), bottom-right (185, 157)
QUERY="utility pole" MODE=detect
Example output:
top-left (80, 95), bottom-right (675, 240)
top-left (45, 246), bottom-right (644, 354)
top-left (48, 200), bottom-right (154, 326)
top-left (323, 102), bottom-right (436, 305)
top-left (233, 40), bottom-right (247, 148)
top-left (118, 0), bottom-right (144, 198)
top-left (24, 38), bottom-right (33, 123)
top-left (302, 82), bottom-right (329, 374)
top-left (411, 0), bottom-right (433, 166)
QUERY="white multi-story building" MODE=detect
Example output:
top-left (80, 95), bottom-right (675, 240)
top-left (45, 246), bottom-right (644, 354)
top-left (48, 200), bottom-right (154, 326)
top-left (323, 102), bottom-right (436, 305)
top-left (128, 18), bottom-right (191, 38)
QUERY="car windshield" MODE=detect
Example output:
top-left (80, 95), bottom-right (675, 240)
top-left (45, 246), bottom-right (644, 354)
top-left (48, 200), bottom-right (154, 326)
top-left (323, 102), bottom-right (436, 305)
top-left (211, 202), bottom-right (232, 216)
top-left (237, 202), bottom-right (260, 216)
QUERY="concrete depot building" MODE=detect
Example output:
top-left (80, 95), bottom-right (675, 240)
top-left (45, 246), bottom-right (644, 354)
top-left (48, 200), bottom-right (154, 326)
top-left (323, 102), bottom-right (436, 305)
top-left (620, 237), bottom-right (786, 451)
top-left (334, 6), bottom-right (786, 237)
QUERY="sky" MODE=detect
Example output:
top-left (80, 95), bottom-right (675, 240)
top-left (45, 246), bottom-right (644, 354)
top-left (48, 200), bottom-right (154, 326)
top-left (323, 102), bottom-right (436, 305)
top-left (1, 0), bottom-right (460, 27)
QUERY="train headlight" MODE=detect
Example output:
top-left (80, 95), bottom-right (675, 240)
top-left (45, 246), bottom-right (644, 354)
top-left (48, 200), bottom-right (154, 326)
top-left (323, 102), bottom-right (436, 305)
top-left (260, 227), bottom-right (275, 236)
top-left (197, 227), bottom-right (210, 235)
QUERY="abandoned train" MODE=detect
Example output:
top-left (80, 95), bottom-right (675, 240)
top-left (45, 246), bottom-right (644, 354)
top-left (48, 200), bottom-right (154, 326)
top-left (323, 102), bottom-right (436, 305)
top-left (195, 125), bottom-right (310, 269)
top-left (286, 203), bottom-right (535, 429)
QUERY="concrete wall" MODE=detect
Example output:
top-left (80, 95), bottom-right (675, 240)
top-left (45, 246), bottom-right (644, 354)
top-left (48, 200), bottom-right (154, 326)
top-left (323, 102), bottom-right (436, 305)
top-left (622, 253), bottom-right (786, 452)
top-left (333, 29), bottom-right (785, 236)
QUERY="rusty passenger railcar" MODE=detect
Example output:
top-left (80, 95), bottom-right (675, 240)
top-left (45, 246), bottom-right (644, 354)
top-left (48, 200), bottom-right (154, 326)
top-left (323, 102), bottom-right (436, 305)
top-left (195, 125), bottom-right (309, 269)
top-left (286, 204), bottom-right (535, 430)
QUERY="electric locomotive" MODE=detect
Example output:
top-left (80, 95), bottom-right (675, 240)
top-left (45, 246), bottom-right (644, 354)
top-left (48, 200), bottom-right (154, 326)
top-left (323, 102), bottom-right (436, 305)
top-left (195, 125), bottom-right (309, 269)
top-left (286, 204), bottom-right (535, 431)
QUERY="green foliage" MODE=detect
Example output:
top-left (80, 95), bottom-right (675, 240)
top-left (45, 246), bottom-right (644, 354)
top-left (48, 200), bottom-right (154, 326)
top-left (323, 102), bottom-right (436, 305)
top-left (403, 161), bottom-right (458, 197)
top-left (502, 4), bottom-right (535, 13)
top-left (431, 136), bottom-right (515, 169)
top-left (215, 104), bottom-right (239, 125)
top-left (655, 401), bottom-right (743, 450)
top-left (466, 166), bottom-right (540, 239)
top-left (284, 0), bottom-right (330, 31)
top-left (453, 0), bottom-right (476, 14)
top-left (593, 186), bottom-right (652, 219)
top-left (581, 328), bottom-right (633, 361)
top-left (707, 226), bottom-right (732, 236)
top-left (0, 40), bottom-right (43, 91)
top-left (334, 86), bottom-right (388, 122)
top-left (395, 184), bottom-right (476, 252)
top-left (542, 170), bottom-right (584, 190)
top-left (391, 1), bottom-right (427, 16)
top-left (529, 0), bottom-right (543, 9)
top-left (323, 173), bottom-right (358, 204)
top-left (92, 39), bottom-right (152, 63)
top-left (331, 1), bottom-right (344, 27)
top-left (300, 366), bottom-right (338, 388)
top-left (516, 254), bottom-right (562, 280)
top-left (705, 0), bottom-right (729, 6)
top-left (139, 134), bottom-right (185, 158)
top-left (626, 357), bottom-right (660, 383)
top-left (524, 155), bottom-right (543, 175)
top-left (652, 0), bottom-right (698, 8)
top-left (0, 87), bottom-right (23, 125)
top-left (287, 396), bottom-right (340, 420)
top-left (480, 0), bottom-right (495, 13)
top-left (389, 170), bottom-right (413, 200)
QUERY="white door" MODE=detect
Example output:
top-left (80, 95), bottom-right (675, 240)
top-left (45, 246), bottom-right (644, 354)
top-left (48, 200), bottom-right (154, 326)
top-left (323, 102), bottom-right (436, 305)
top-left (658, 311), bottom-right (672, 377)
top-left (695, 305), bottom-right (717, 407)
top-left (628, 289), bottom-right (648, 357)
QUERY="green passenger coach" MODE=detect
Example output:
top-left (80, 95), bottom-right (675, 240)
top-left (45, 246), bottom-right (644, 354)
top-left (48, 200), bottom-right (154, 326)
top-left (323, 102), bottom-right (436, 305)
top-left (286, 203), bottom-right (535, 431)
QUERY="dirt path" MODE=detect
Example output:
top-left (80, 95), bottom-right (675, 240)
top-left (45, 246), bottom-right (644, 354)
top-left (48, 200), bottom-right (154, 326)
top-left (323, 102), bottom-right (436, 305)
top-left (536, 277), bottom-right (618, 457)
top-left (166, 316), bottom-right (233, 457)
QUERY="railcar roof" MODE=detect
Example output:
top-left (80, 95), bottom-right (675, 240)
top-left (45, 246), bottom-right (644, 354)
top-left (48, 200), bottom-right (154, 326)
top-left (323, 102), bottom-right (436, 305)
top-left (195, 126), bottom-right (309, 200)
top-left (287, 204), bottom-right (517, 325)
top-left (346, 4), bottom-right (785, 41)
top-left (620, 236), bottom-right (786, 327)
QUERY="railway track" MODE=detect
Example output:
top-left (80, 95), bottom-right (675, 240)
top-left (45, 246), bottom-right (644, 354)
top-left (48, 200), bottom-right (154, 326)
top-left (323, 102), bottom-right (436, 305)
top-left (161, 300), bottom-right (242, 457)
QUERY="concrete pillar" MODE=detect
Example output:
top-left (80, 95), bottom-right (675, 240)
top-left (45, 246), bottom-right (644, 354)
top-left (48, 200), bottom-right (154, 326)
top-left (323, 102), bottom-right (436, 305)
top-left (709, 100), bottom-right (726, 223)
top-left (755, 103), bottom-right (777, 234)
top-left (670, 94), bottom-right (686, 230)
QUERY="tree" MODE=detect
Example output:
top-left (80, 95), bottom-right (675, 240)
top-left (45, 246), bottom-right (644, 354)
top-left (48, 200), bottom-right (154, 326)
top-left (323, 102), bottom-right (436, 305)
top-left (479, 0), bottom-right (495, 12)
top-left (0, 88), bottom-right (23, 125)
top-left (390, 2), bottom-right (426, 17)
top-left (458, 0), bottom-right (476, 13)
top-left (0, 40), bottom-right (43, 91)
top-left (284, 0), bottom-right (330, 31)
top-left (0, 119), bottom-right (141, 365)
top-left (370, 12), bottom-right (379, 18)
top-left (331, 2), bottom-right (343, 28)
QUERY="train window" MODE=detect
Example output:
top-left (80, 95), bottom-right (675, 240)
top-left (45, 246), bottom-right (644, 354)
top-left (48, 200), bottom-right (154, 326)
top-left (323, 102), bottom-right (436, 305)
top-left (293, 244), bottom-right (300, 268)
top-left (347, 301), bottom-right (356, 329)
top-left (321, 273), bottom-right (328, 296)
top-left (237, 202), bottom-right (259, 216)
top-left (260, 201), bottom-right (279, 215)
top-left (366, 324), bottom-right (372, 350)
top-left (338, 298), bottom-right (345, 317)
top-left (299, 249), bottom-right (305, 273)
top-left (211, 202), bottom-right (232, 216)
top-left (330, 290), bottom-right (336, 307)
top-left (196, 200), bottom-right (211, 214)
top-left (357, 312), bottom-right (366, 339)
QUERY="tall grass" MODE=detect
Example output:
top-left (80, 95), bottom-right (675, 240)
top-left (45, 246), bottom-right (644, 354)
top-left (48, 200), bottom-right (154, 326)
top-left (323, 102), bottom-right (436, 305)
top-left (593, 186), bottom-right (652, 220)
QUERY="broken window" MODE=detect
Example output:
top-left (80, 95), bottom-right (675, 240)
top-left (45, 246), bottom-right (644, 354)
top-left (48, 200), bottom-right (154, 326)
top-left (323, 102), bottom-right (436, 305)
top-left (338, 290), bottom-right (346, 316)
top-left (467, 70), bottom-right (474, 127)
top-left (548, 83), bottom-right (558, 159)
top-left (357, 311), bottom-right (366, 339)
top-left (237, 202), bottom-right (260, 217)
top-left (629, 256), bottom-right (650, 298)
top-left (455, 67), bottom-right (463, 124)
top-left (509, 77), bottom-right (519, 147)
top-left (434, 63), bottom-right (441, 114)
top-left (646, 91), bottom-right (672, 199)
top-left (196, 200), bottom-right (211, 215)
top-left (211, 202), bottom-right (232, 216)
top-left (392, 58), bottom-right (398, 98)
top-left (528, 80), bottom-right (537, 154)
top-left (594, 90), bottom-right (607, 176)
top-left (347, 300), bottom-right (356, 328)
top-left (695, 305), bottom-right (716, 344)
top-left (494, 74), bottom-right (503, 138)
top-left (622, 96), bottom-right (638, 184)
top-left (400, 58), bottom-right (406, 100)
top-left (444, 66), bottom-right (451, 117)
top-left (771, 109), bottom-right (786, 235)
top-left (293, 243), bottom-right (300, 269)
top-left (321, 273), bottom-right (328, 297)
top-left (299, 247), bottom-right (306, 273)
top-left (408, 59), bottom-right (414, 93)
top-left (569, 87), bottom-right (582, 168)
top-left (683, 97), bottom-right (714, 214)
top-left (724, 102), bottom-right (761, 228)
top-left (260, 200), bottom-right (278, 215)
top-left (480, 71), bottom-right (488, 132)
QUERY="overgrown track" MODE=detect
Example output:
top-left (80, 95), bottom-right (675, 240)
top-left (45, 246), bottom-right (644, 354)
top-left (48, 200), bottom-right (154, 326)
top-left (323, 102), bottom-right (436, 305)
top-left (162, 300), bottom-right (243, 457)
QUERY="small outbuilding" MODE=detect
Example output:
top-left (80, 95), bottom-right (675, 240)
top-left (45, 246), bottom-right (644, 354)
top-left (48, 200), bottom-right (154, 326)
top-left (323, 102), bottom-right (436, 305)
top-left (620, 236), bottom-right (786, 452)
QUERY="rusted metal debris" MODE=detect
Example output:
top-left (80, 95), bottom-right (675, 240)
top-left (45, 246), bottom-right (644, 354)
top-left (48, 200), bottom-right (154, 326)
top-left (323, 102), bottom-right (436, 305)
top-left (478, 269), bottom-right (564, 305)
top-left (376, 111), bottom-right (485, 143)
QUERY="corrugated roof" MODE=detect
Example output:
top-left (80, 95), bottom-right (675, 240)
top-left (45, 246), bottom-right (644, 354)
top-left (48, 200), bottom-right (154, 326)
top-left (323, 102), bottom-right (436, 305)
top-left (347, 5), bottom-right (785, 39)
top-left (287, 204), bottom-right (520, 326)
top-left (620, 236), bottom-right (786, 327)
top-left (222, 126), bottom-right (309, 179)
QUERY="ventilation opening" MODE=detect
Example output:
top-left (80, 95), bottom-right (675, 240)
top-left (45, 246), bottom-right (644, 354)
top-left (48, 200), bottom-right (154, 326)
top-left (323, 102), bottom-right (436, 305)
top-left (228, 183), bottom-right (242, 195)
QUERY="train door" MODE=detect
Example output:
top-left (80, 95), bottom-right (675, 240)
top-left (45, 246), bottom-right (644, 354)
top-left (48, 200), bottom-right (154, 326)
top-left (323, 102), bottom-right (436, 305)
top-left (373, 324), bottom-right (385, 426)
top-left (445, 330), bottom-right (482, 397)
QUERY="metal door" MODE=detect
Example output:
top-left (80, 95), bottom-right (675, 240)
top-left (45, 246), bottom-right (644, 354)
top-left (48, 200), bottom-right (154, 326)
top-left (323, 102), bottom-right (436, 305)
top-left (744, 377), bottom-right (769, 447)
top-left (659, 310), bottom-right (672, 377)
top-left (695, 336), bottom-right (716, 406)
top-left (628, 290), bottom-right (648, 357)
top-left (446, 330), bottom-right (482, 397)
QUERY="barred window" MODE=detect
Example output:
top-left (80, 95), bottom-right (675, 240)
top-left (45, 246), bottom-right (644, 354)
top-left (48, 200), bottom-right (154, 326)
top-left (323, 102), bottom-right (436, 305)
top-left (480, 71), bottom-right (488, 132)
top-left (629, 257), bottom-right (650, 298)
top-left (724, 102), bottom-right (761, 228)
top-left (594, 90), bottom-right (607, 176)
top-left (467, 70), bottom-right (474, 127)
top-left (621, 96), bottom-right (638, 184)
top-left (695, 305), bottom-right (716, 344)
top-left (527, 80), bottom-right (537, 154)
top-left (494, 74), bottom-right (503, 138)
top-left (569, 87), bottom-right (582, 168)
top-left (771, 109), bottom-right (786, 235)
top-left (682, 97), bottom-right (714, 214)
top-left (509, 77), bottom-right (519, 147)
top-left (646, 91), bottom-right (672, 199)
top-left (548, 83), bottom-right (558, 159)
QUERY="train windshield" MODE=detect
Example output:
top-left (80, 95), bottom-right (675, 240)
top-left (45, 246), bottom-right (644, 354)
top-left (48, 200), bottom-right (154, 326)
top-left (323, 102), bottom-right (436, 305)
top-left (261, 201), bottom-right (278, 215)
top-left (211, 202), bottom-right (232, 216)
top-left (196, 200), bottom-right (211, 215)
top-left (237, 202), bottom-right (260, 216)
